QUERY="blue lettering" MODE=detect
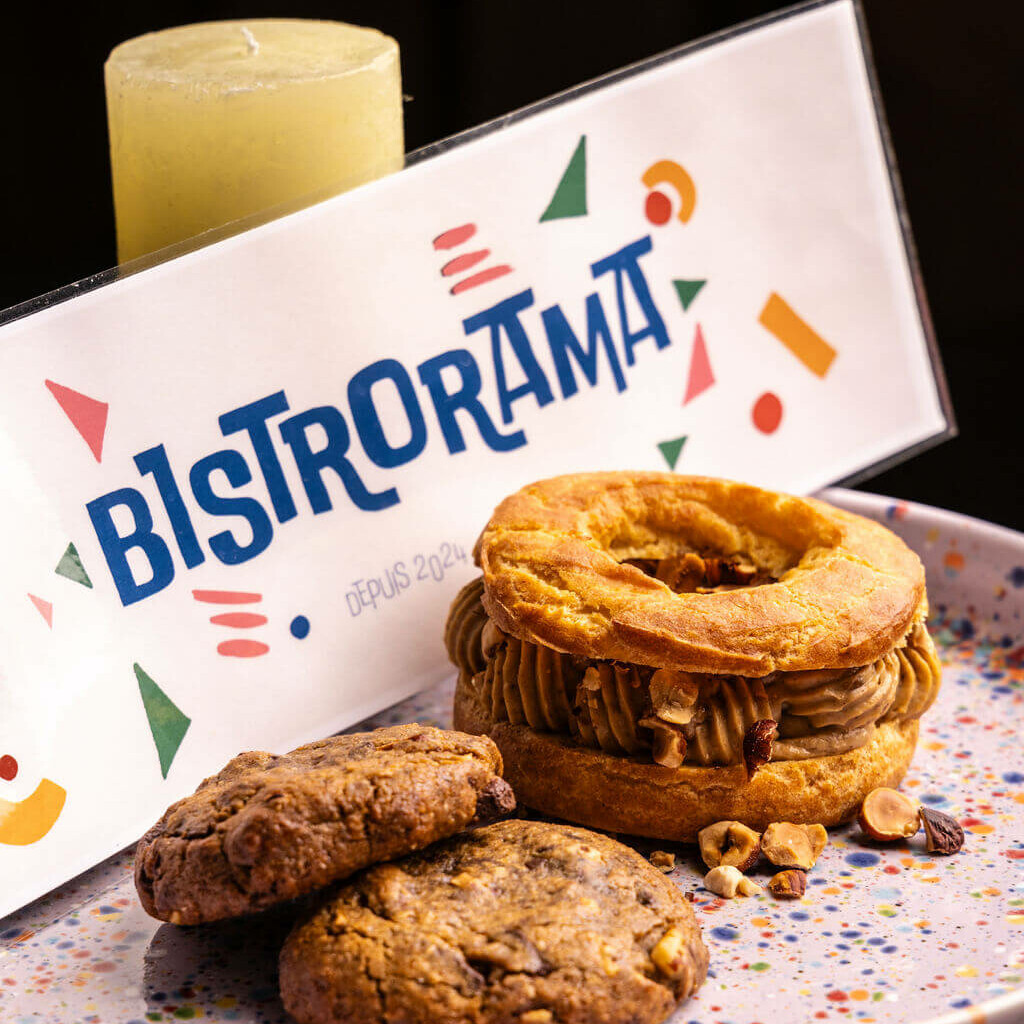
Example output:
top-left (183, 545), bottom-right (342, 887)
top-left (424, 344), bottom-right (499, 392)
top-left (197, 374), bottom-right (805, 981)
top-left (279, 407), bottom-right (399, 513)
top-left (86, 488), bottom-right (175, 606)
top-left (134, 444), bottom-right (204, 569)
top-left (541, 293), bottom-right (626, 398)
top-left (219, 391), bottom-right (297, 524)
top-left (417, 349), bottom-right (525, 454)
top-left (347, 358), bottom-right (427, 469)
top-left (463, 290), bottom-right (554, 424)
top-left (590, 236), bottom-right (670, 366)
top-left (189, 450), bottom-right (274, 565)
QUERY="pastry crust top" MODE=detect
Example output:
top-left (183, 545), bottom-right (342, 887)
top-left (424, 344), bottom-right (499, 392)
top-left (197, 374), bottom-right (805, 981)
top-left (476, 472), bottom-right (925, 675)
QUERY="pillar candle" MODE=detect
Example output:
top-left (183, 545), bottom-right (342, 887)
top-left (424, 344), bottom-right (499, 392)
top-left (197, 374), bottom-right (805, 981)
top-left (105, 19), bottom-right (403, 263)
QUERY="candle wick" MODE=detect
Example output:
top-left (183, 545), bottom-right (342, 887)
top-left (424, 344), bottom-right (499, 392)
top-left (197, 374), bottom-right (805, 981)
top-left (240, 26), bottom-right (260, 56)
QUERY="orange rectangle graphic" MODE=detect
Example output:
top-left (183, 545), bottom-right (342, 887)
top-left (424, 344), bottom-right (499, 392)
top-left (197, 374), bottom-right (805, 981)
top-left (758, 292), bottom-right (836, 378)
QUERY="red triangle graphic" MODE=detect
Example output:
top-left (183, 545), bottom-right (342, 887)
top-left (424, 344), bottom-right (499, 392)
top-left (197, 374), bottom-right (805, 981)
top-left (45, 380), bottom-right (108, 462)
top-left (683, 324), bottom-right (715, 405)
top-left (28, 593), bottom-right (53, 629)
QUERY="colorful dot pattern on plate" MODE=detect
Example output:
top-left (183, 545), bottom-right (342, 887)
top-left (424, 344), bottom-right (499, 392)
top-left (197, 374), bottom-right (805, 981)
top-left (0, 490), bottom-right (1021, 1024)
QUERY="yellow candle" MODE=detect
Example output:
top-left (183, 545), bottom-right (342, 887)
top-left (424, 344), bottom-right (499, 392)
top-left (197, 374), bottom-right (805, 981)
top-left (105, 19), bottom-right (403, 263)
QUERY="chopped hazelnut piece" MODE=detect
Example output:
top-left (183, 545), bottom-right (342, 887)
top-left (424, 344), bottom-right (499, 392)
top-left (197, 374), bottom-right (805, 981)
top-left (697, 820), bottom-right (762, 872)
top-left (648, 669), bottom-right (700, 726)
top-left (639, 717), bottom-right (687, 767)
top-left (654, 553), bottom-right (707, 593)
top-left (858, 788), bottom-right (920, 842)
top-left (704, 865), bottom-right (762, 898)
top-left (919, 806), bottom-right (965, 854)
top-left (768, 869), bottom-right (807, 899)
top-left (742, 719), bottom-right (776, 779)
top-left (651, 926), bottom-right (692, 978)
top-left (520, 1013), bottom-right (554, 1024)
top-left (761, 822), bottom-right (828, 870)
top-left (470, 777), bottom-right (517, 826)
top-left (650, 850), bottom-right (676, 872)
top-left (738, 876), bottom-right (762, 897)
top-left (701, 557), bottom-right (759, 587)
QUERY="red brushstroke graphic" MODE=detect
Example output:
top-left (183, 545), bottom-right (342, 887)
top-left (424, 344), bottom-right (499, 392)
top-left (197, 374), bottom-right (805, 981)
top-left (217, 639), bottom-right (271, 658)
top-left (433, 223), bottom-right (514, 296)
top-left (433, 223), bottom-right (477, 249)
top-left (197, 589), bottom-right (270, 655)
top-left (442, 249), bottom-right (490, 276)
top-left (192, 589), bottom-right (263, 604)
top-left (210, 612), bottom-right (269, 628)
top-left (451, 265), bottom-right (514, 295)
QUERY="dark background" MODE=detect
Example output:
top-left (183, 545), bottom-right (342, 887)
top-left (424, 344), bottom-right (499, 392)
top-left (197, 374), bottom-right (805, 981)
top-left (1, 1), bottom-right (1019, 528)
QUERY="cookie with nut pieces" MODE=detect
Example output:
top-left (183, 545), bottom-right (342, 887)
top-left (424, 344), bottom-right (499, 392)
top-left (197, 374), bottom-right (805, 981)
top-left (135, 724), bottom-right (514, 924)
top-left (280, 819), bottom-right (708, 1024)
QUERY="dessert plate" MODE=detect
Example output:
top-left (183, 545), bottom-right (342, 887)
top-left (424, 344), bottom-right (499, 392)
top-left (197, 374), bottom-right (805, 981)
top-left (1, 489), bottom-right (1021, 1024)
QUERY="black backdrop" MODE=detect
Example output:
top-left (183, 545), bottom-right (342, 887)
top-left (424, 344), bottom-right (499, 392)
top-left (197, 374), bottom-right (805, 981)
top-left (2, 1), bottom-right (1020, 528)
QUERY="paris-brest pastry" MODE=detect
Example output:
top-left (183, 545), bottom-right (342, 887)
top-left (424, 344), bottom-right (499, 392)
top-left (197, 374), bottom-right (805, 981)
top-left (447, 473), bottom-right (941, 839)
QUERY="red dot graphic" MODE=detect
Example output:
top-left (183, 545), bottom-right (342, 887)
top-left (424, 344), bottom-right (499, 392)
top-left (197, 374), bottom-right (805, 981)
top-left (752, 392), bottom-right (783, 434)
top-left (0, 755), bottom-right (17, 781)
top-left (644, 190), bottom-right (672, 226)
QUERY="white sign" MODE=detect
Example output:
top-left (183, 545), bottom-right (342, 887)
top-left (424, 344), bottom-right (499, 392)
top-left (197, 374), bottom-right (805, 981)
top-left (0, 0), bottom-right (948, 916)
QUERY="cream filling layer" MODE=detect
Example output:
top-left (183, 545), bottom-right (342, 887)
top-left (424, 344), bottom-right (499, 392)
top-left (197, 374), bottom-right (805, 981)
top-left (446, 578), bottom-right (941, 766)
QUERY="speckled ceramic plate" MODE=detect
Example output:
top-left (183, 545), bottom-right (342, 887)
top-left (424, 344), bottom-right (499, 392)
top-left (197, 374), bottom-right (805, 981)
top-left (1, 489), bottom-right (1022, 1024)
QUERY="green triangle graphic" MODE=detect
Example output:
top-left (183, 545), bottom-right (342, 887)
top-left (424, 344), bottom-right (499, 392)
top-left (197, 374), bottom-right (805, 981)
top-left (540, 135), bottom-right (587, 221)
top-left (673, 279), bottom-right (706, 311)
top-left (657, 436), bottom-right (687, 471)
top-left (135, 663), bottom-right (191, 778)
top-left (55, 542), bottom-right (92, 588)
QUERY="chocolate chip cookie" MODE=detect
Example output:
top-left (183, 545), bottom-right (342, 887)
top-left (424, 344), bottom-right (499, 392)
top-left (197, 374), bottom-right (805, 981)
top-left (136, 724), bottom-right (514, 924)
top-left (280, 819), bottom-right (708, 1024)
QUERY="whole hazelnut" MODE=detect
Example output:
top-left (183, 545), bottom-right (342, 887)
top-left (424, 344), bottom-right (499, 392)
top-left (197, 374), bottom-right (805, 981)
top-left (858, 788), bottom-right (920, 842)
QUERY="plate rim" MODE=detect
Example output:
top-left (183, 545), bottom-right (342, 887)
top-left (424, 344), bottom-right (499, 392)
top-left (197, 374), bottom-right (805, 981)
top-left (820, 486), bottom-right (1023, 1024)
